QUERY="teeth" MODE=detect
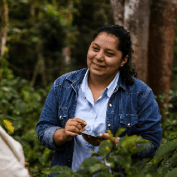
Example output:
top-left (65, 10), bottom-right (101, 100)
top-left (94, 63), bottom-right (104, 67)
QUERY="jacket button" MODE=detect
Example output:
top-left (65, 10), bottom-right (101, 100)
top-left (59, 115), bottom-right (62, 119)
top-left (109, 104), bottom-right (112, 107)
top-left (128, 123), bottom-right (130, 126)
top-left (108, 124), bottom-right (111, 126)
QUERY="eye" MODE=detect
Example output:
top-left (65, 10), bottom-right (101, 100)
top-left (106, 52), bottom-right (114, 56)
top-left (92, 46), bottom-right (99, 51)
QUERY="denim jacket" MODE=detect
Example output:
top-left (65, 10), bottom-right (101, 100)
top-left (36, 68), bottom-right (162, 177)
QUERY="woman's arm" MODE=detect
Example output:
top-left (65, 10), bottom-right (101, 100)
top-left (135, 88), bottom-right (162, 159)
top-left (36, 83), bottom-right (87, 150)
top-left (54, 118), bottom-right (87, 146)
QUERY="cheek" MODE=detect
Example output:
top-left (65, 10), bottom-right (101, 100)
top-left (87, 49), bottom-right (95, 60)
top-left (106, 58), bottom-right (121, 69)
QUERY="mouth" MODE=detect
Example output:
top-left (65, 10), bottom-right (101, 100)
top-left (93, 63), bottom-right (105, 68)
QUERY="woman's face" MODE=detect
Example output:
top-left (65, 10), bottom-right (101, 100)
top-left (87, 32), bottom-right (127, 81)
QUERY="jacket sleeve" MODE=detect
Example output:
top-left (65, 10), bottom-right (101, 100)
top-left (136, 87), bottom-right (162, 159)
top-left (36, 82), bottom-right (68, 151)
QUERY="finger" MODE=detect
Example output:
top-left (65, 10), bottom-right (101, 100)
top-left (99, 133), bottom-right (110, 140)
top-left (65, 125), bottom-right (82, 134)
top-left (25, 162), bottom-right (29, 167)
top-left (65, 129), bottom-right (79, 137)
top-left (114, 137), bottom-right (120, 146)
top-left (65, 122), bottom-right (83, 133)
top-left (67, 119), bottom-right (86, 131)
top-left (73, 118), bottom-right (87, 126)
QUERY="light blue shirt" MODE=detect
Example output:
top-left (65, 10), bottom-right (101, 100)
top-left (72, 69), bottom-right (120, 172)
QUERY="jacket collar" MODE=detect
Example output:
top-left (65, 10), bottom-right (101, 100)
top-left (65, 67), bottom-right (127, 92)
top-left (115, 74), bottom-right (126, 92)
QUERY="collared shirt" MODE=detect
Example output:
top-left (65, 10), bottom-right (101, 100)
top-left (72, 69), bottom-right (120, 172)
top-left (36, 67), bottom-right (162, 177)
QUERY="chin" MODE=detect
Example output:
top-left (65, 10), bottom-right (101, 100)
top-left (89, 69), bottom-right (104, 78)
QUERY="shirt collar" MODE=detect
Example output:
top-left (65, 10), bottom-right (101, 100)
top-left (106, 71), bottom-right (120, 97)
top-left (81, 69), bottom-right (89, 94)
top-left (81, 69), bottom-right (120, 98)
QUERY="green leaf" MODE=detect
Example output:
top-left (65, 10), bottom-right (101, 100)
top-left (98, 169), bottom-right (112, 177)
top-left (160, 150), bottom-right (174, 166)
top-left (157, 166), bottom-right (169, 177)
top-left (154, 139), bottom-right (177, 159)
top-left (56, 174), bottom-right (73, 177)
top-left (117, 135), bottom-right (128, 147)
top-left (80, 157), bottom-right (100, 168)
top-left (75, 168), bottom-right (91, 177)
top-left (121, 135), bottom-right (139, 148)
top-left (89, 163), bottom-right (108, 174)
top-left (24, 129), bottom-right (38, 143)
top-left (131, 144), bottom-right (151, 155)
top-left (115, 128), bottom-right (126, 137)
top-left (107, 130), bottom-right (114, 142)
top-left (0, 114), bottom-right (17, 121)
top-left (42, 166), bottom-right (72, 175)
top-left (109, 154), bottom-right (131, 168)
top-left (165, 168), bottom-right (177, 177)
top-left (39, 148), bottom-right (52, 164)
top-left (167, 151), bottom-right (177, 168)
top-left (99, 140), bottom-right (113, 157)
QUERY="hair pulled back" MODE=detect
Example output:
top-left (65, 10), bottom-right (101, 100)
top-left (93, 25), bottom-right (137, 85)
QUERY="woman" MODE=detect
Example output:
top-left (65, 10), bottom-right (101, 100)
top-left (36, 25), bottom-right (162, 177)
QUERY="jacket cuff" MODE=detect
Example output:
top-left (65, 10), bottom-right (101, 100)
top-left (136, 143), bottom-right (156, 159)
top-left (43, 127), bottom-right (67, 151)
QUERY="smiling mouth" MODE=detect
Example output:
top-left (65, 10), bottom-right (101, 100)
top-left (93, 63), bottom-right (105, 68)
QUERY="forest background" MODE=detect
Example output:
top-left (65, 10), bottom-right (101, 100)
top-left (1, 0), bottom-right (177, 176)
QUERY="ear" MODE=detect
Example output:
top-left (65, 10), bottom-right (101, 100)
top-left (121, 55), bottom-right (128, 66)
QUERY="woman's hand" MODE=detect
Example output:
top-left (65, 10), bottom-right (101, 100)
top-left (82, 133), bottom-right (120, 146)
top-left (64, 118), bottom-right (87, 139)
top-left (54, 118), bottom-right (87, 146)
top-left (25, 162), bottom-right (33, 177)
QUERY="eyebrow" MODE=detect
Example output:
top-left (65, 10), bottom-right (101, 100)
top-left (92, 43), bottom-right (116, 52)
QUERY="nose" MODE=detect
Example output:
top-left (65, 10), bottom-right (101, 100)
top-left (95, 50), bottom-right (104, 61)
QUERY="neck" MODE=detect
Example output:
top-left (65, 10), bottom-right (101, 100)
top-left (88, 72), bottom-right (116, 90)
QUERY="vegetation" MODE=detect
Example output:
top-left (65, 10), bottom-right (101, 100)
top-left (0, 0), bottom-right (177, 177)
top-left (1, 54), bottom-right (177, 176)
top-left (0, 57), bottom-right (53, 176)
top-left (43, 129), bottom-right (177, 177)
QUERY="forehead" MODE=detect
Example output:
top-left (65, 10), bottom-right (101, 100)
top-left (93, 32), bottom-right (119, 49)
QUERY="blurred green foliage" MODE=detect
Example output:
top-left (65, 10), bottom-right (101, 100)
top-left (0, 57), bottom-right (53, 176)
top-left (71, 0), bottom-right (114, 68)
top-left (6, 0), bottom-right (113, 87)
top-left (43, 128), bottom-right (177, 177)
top-left (6, 0), bottom-right (80, 87)
top-left (1, 1), bottom-right (177, 177)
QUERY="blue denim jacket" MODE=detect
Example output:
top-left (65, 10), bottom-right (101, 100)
top-left (36, 68), bottom-right (162, 177)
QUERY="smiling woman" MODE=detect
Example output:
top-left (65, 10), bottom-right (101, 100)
top-left (87, 32), bottom-right (128, 101)
top-left (36, 25), bottom-right (162, 177)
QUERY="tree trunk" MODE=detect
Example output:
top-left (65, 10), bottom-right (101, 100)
top-left (110, 0), bottom-right (125, 26)
top-left (110, 0), bottom-right (150, 83)
top-left (30, 41), bottom-right (46, 87)
top-left (148, 0), bottom-right (177, 120)
top-left (0, 0), bottom-right (8, 59)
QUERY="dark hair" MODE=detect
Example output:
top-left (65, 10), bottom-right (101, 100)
top-left (93, 25), bottom-right (137, 85)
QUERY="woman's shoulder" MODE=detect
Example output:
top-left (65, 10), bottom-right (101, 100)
top-left (127, 77), bottom-right (152, 94)
top-left (53, 68), bottom-right (87, 86)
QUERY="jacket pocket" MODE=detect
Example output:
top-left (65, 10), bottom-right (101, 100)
top-left (58, 107), bottom-right (68, 127)
top-left (119, 114), bottom-right (138, 128)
